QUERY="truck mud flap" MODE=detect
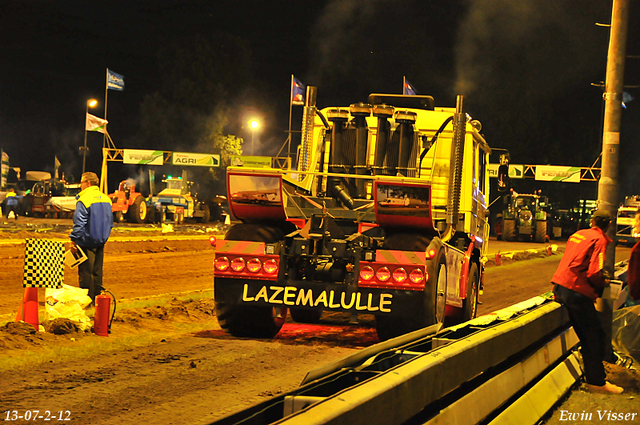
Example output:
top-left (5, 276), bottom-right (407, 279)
top-left (215, 279), bottom-right (425, 316)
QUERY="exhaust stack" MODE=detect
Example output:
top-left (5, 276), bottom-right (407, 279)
top-left (372, 105), bottom-right (394, 175)
top-left (444, 95), bottom-right (466, 240)
top-left (349, 103), bottom-right (372, 198)
top-left (298, 86), bottom-right (318, 182)
top-left (395, 110), bottom-right (417, 177)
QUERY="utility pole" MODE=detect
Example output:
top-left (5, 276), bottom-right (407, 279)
top-left (597, 0), bottom-right (629, 362)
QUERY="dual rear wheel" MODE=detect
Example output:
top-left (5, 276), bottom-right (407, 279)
top-left (215, 224), bottom-right (289, 338)
top-left (375, 232), bottom-right (447, 341)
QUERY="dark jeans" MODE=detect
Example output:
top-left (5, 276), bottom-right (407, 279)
top-left (78, 245), bottom-right (105, 302)
top-left (553, 284), bottom-right (606, 386)
top-left (5, 204), bottom-right (18, 219)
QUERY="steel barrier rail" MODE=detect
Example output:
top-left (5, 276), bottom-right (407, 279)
top-left (210, 298), bottom-right (575, 425)
top-left (276, 300), bottom-right (572, 425)
top-left (419, 328), bottom-right (580, 425)
top-left (487, 352), bottom-right (582, 425)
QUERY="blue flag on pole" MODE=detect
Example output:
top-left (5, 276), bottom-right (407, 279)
top-left (107, 70), bottom-right (125, 91)
top-left (292, 77), bottom-right (306, 106)
top-left (403, 79), bottom-right (417, 96)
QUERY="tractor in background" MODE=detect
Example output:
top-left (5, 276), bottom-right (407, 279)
top-left (109, 180), bottom-right (148, 223)
top-left (146, 170), bottom-right (210, 224)
top-left (501, 191), bottom-right (548, 243)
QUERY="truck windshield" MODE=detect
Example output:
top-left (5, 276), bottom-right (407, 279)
top-left (165, 180), bottom-right (182, 190)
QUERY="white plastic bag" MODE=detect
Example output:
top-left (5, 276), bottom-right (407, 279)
top-left (45, 284), bottom-right (92, 331)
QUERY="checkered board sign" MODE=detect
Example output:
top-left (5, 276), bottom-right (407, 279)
top-left (23, 238), bottom-right (64, 289)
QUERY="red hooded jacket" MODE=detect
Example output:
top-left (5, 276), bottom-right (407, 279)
top-left (552, 226), bottom-right (611, 301)
top-left (626, 242), bottom-right (640, 300)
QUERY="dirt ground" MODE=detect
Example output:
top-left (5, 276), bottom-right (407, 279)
top-left (1, 219), bottom-right (639, 424)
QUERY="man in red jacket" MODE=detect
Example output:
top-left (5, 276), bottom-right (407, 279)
top-left (552, 209), bottom-right (624, 394)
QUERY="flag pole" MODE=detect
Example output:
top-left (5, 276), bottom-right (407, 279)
top-left (275, 75), bottom-right (294, 166)
top-left (288, 74), bottom-right (294, 157)
top-left (403, 76), bottom-right (405, 94)
top-left (104, 68), bottom-right (109, 152)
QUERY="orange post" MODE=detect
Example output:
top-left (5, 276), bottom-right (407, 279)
top-left (15, 287), bottom-right (40, 331)
top-left (495, 251), bottom-right (502, 266)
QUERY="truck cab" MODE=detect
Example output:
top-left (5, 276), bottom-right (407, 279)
top-left (616, 195), bottom-right (640, 246)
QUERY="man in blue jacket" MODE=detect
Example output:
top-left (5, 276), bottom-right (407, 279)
top-left (70, 172), bottom-right (113, 303)
top-left (4, 188), bottom-right (23, 219)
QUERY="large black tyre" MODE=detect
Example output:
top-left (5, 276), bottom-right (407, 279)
top-left (534, 220), bottom-right (547, 243)
top-left (290, 308), bottom-right (323, 324)
top-left (503, 219), bottom-right (516, 242)
top-left (215, 223), bottom-right (288, 338)
top-left (375, 232), bottom-right (446, 341)
top-left (114, 211), bottom-right (124, 223)
top-left (216, 301), bottom-right (287, 338)
top-left (432, 258), bottom-right (448, 325)
top-left (215, 289), bottom-right (288, 338)
top-left (462, 262), bottom-right (479, 322)
top-left (127, 196), bottom-right (147, 223)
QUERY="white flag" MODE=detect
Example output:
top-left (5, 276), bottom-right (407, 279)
top-left (86, 113), bottom-right (108, 133)
top-left (54, 156), bottom-right (61, 179)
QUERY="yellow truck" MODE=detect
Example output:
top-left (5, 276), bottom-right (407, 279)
top-left (212, 88), bottom-right (495, 340)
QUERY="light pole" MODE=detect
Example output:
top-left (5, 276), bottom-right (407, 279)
top-left (596, 0), bottom-right (630, 363)
top-left (249, 120), bottom-right (259, 156)
top-left (82, 99), bottom-right (98, 174)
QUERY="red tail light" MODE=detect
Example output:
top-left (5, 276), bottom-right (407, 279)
top-left (409, 268), bottom-right (425, 284)
top-left (376, 267), bottom-right (391, 282)
top-left (393, 268), bottom-right (407, 283)
top-left (247, 258), bottom-right (262, 273)
top-left (215, 256), bottom-right (229, 271)
top-left (231, 257), bottom-right (246, 272)
top-left (360, 266), bottom-right (374, 280)
top-left (263, 259), bottom-right (278, 274)
top-left (209, 236), bottom-right (217, 246)
top-left (426, 248), bottom-right (437, 259)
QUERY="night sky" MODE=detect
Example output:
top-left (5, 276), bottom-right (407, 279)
top-left (1, 0), bottom-right (639, 206)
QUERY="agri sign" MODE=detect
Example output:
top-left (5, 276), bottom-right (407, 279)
top-left (241, 284), bottom-right (393, 313)
top-left (171, 152), bottom-right (220, 167)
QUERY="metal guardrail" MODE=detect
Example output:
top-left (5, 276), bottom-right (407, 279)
top-left (210, 297), bottom-right (578, 425)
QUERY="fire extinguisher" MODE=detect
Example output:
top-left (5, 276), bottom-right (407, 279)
top-left (94, 290), bottom-right (116, 337)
